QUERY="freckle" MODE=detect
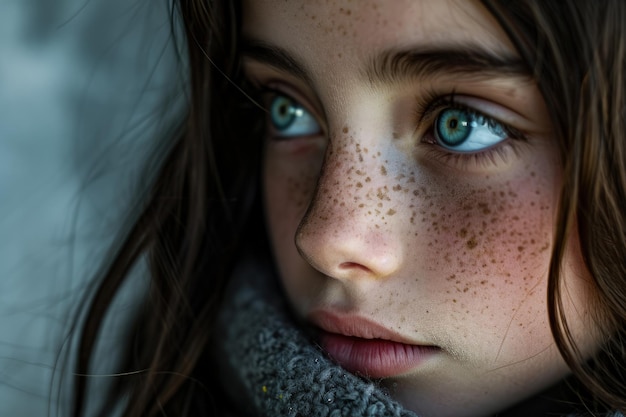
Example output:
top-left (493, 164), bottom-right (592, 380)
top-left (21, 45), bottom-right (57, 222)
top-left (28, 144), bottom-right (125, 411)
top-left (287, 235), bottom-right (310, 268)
top-left (393, 184), bottom-right (402, 191)
top-left (342, 126), bottom-right (349, 134)
top-left (356, 182), bottom-right (363, 188)
top-left (380, 165), bottom-right (387, 175)
top-left (363, 147), bottom-right (369, 153)
top-left (478, 203), bottom-right (491, 214)
top-left (459, 228), bottom-right (468, 238)
top-left (413, 190), bottom-right (419, 196)
top-left (365, 177), bottom-right (371, 182)
top-left (466, 238), bottom-right (478, 249)
top-left (392, 132), bottom-right (400, 139)
top-left (387, 209), bottom-right (396, 216)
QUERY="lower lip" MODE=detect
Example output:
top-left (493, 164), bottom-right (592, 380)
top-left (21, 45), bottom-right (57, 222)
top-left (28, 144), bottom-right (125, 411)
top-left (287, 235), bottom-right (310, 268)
top-left (319, 331), bottom-right (439, 378)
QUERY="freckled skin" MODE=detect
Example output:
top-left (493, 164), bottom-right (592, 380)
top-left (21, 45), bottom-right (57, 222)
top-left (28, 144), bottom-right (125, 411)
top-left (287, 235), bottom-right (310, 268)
top-left (245, 1), bottom-right (598, 416)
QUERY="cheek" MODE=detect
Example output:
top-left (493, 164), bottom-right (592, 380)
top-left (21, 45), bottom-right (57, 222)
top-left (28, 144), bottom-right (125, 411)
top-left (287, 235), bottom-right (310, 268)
top-left (426, 176), bottom-right (552, 288)
top-left (408, 165), bottom-right (559, 357)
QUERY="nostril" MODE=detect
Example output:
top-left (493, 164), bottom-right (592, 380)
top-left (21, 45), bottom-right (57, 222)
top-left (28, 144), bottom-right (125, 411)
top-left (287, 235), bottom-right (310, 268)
top-left (339, 262), bottom-right (372, 273)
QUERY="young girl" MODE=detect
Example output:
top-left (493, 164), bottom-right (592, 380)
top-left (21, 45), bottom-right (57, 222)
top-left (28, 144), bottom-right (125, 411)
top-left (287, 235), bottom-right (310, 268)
top-left (72, 1), bottom-right (626, 416)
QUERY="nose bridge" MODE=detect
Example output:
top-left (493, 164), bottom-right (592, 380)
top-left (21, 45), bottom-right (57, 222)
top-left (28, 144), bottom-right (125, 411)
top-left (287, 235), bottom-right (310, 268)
top-left (296, 125), bottom-right (404, 280)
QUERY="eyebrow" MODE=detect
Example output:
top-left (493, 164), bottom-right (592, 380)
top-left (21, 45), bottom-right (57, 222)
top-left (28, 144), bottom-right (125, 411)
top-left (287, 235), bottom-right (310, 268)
top-left (370, 48), bottom-right (531, 85)
top-left (241, 38), bottom-right (531, 87)
top-left (242, 39), bottom-right (314, 86)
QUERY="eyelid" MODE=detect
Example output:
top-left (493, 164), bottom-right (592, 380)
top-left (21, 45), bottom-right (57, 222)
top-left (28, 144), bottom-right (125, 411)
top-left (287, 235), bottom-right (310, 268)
top-left (416, 94), bottom-right (527, 140)
top-left (259, 81), bottom-right (326, 133)
top-left (259, 81), bottom-right (327, 141)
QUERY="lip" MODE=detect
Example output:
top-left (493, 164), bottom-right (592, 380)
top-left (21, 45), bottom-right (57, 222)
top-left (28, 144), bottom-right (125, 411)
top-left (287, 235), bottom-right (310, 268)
top-left (309, 310), bottom-right (439, 378)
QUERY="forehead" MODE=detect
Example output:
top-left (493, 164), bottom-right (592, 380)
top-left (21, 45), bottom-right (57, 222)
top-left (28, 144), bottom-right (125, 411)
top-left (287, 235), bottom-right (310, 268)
top-left (241, 0), bottom-right (516, 66)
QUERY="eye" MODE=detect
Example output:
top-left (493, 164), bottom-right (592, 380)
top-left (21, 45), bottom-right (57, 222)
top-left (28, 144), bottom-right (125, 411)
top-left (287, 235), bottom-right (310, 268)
top-left (434, 107), bottom-right (508, 152)
top-left (269, 94), bottom-right (321, 138)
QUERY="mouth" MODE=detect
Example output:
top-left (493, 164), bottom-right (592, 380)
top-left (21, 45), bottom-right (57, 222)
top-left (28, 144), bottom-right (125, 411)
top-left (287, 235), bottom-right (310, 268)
top-left (309, 310), bottom-right (440, 378)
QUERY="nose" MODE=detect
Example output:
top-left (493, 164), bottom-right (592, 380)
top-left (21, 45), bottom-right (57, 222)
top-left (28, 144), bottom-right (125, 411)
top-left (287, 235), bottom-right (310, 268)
top-left (295, 134), bottom-right (404, 281)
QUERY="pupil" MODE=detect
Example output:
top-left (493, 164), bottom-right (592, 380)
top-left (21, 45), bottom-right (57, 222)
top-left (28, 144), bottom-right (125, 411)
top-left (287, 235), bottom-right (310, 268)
top-left (448, 118), bottom-right (458, 129)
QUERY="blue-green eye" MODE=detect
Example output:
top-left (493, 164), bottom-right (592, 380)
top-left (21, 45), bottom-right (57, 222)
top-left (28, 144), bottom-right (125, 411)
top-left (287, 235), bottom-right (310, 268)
top-left (269, 94), bottom-right (320, 138)
top-left (435, 108), bottom-right (508, 152)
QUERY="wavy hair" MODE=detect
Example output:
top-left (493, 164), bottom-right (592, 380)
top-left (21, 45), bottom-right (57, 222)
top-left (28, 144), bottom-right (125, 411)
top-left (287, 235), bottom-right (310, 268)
top-left (484, 0), bottom-right (626, 411)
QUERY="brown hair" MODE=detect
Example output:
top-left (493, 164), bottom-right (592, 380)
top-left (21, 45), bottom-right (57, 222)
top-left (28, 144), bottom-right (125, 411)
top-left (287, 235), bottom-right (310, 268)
top-left (484, 0), bottom-right (626, 411)
top-left (72, 1), bottom-right (626, 416)
top-left (71, 1), bottom-right (258, 415)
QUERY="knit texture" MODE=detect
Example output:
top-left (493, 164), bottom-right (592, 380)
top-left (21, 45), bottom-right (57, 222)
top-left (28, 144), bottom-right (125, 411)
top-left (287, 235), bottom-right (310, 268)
top-left (215, 259), bottom-right (418, 417)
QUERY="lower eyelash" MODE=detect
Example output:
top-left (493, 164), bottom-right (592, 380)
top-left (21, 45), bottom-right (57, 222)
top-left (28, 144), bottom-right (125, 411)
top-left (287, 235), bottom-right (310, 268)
top-left (416, 93), bottom-right (527, 140)
top-left (421, 139), bottom-right (523, 170)
top-left (413, 93), bottom-right (529, 169)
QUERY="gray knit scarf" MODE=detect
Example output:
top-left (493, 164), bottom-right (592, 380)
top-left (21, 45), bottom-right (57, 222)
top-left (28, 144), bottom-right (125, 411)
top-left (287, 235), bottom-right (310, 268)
top-left (214, 258), bottom-right (622, 417)
top-left (215, 258), bottom-right (418, 417)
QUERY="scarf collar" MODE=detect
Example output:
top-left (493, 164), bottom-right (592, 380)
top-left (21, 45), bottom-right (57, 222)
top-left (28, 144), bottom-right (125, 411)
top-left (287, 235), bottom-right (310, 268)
top-left (214, 257), bottom-right (622, 417)
top-left (215, 257), bottom-right (418, 417)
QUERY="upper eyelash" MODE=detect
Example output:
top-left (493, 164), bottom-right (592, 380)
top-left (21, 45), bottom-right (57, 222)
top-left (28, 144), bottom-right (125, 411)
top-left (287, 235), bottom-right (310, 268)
top-left (256, 86), bottom-right (308, 117)
top-left (415, 93), bottom-right (527, 142)
top-left (249, 78), bottom-right (528, 154)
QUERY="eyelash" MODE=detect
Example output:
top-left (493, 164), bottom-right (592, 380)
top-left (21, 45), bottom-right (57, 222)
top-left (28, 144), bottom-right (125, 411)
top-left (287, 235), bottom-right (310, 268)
top-left (414, 91), bottom-right (528, 168)
top-left (252, 82), bottom-right (527, 168)
top-left (254, 86), bottom-right (322, 139)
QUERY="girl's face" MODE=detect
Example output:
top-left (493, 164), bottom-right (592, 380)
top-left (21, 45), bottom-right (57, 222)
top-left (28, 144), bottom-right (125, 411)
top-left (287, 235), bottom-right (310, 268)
top-left (243, 1), bottom-right (598, 416)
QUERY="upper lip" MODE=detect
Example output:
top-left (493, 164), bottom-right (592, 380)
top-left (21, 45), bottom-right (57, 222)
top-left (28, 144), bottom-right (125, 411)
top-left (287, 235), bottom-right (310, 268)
top-left (308, 310), bottom-right (432, 346)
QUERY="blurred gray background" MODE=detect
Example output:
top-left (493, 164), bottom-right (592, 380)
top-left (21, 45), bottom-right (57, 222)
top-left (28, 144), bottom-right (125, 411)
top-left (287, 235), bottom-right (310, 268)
top-left (0, 0), bottom-right (185, 415)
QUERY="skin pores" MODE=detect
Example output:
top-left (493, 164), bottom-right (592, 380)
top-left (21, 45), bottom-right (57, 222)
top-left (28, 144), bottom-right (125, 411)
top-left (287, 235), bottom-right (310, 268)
top-left (243, 1), bottom-right (599, 416)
